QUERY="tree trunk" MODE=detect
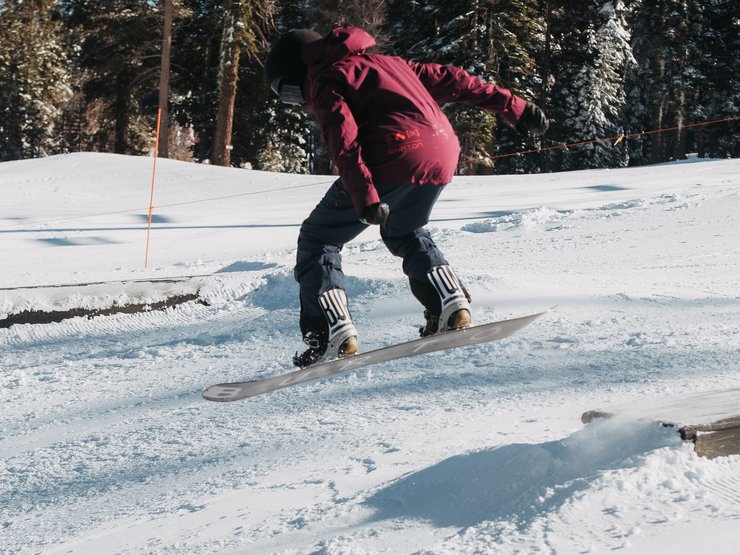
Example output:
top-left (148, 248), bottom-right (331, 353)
top-left (212, 8), bottom-right (240, 167)
top-left (540, 0), bottom-right (553, 173)
top-left (114, 71), bottom-right (131, 153)
top-left (673, 101), bottom-right (688, 161)
top-left (650, 98), bottom-right (665, 164)
top-left (157, 0), bottom-right (173, 158)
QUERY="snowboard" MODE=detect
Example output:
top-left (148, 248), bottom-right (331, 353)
top-left (202, 309), bottom-right (549, 402)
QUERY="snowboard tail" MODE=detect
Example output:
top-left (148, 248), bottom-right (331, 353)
top-left (203, 309), bottom-right (549, 402)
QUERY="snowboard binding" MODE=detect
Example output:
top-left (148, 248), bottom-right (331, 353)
top-left (414, 265), bottom-right (472, 337)
top-left (294, 288), bottom-right (358, 368)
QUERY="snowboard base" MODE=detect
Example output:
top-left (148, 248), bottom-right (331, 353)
top-left (203, 309), bottom-right (549, 402)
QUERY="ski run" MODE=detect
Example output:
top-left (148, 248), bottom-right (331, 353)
top-left (1, 152), bottom-right (739, 553)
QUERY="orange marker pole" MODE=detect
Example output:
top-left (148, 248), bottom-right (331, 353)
top-left (145, 107), bottom-right (162, 269)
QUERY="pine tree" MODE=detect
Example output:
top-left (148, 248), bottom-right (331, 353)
top-left (172, 0), bottom-right (279, 168)
top-left (64, 0), bottom-right (164, 155)
top-left (692, 0), bottom-right (740, 158)
top-left (385, 0), bottom-right (544, 174)
top-left (545, 0), bottom-right (597, 171)
top-left (308, 0), bottom-right (387, 36)
top-left (24, 0), bottom-right (727, 171)
top-left (0, 0), bottom-right (72, 161)
top-left (252, 0), bottom-right (320, 174)
top-left (662, 0), bottom-right (693, 160)
top-left (211, 0), bottom-right (273, 166)
top-left (213, 0), bottom-right (272, 166)
top-left (157, 0), bottom-right (174, 158)
top-left (625, 0), bottom-right (702, 164)
top-left (623, 0), bottom-right (654, 165)
top-left (488, 1), bottom-right (547, 174)
top-left (547, 0), bottom-right (634, 171)
top-left (169, 0), bottom-right (223, 162)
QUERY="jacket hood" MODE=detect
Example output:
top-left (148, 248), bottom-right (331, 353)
top-left (303, 26), bottom-right (376, 68)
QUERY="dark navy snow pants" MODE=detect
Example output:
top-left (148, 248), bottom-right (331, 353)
top-left (294, 179), bottom-right (448, 318)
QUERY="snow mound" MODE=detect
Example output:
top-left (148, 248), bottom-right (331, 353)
top-left (461, 207), bottom-right (566, 233)
top-left (367, 418), bottom-right (681, 529)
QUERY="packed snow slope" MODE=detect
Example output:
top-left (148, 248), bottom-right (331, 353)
top-left (1, 152), bottom-right (739, 554)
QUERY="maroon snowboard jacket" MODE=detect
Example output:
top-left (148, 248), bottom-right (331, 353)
top-left (302, 26), bottom-right (526, 214)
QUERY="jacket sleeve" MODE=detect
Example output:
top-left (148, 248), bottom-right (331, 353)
top-left (310, 78), bottom-right (380, 215)
top-left (406, 61), bottom-right (526, 126)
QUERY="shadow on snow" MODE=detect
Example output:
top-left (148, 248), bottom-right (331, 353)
top-left (364, 417), bottom-right (679, 531)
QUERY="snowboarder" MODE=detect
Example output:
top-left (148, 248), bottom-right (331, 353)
top-left (264, 26), bottom-right (549, 368)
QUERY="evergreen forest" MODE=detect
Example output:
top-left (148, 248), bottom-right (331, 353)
top-left (1, 0), bottom-right (737, 175)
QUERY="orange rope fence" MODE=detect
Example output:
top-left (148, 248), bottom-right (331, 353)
top-left (0, 180), bottom-right (334, 231)
top-left (489, 115), bottom-right (740, 161)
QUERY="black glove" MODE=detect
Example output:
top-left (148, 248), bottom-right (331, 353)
top-left (359, 202), bottom-right (390, 225)
top-left (515, 102), bottom-right (549, 136)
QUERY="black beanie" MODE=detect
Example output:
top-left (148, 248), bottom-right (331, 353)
top-left (264, 29), bottom-right (321, 93)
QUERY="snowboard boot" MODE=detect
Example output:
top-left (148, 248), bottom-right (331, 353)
top-left (293, 288), bottom-right (358, 368)
top-left (411, 265), bottom-right (472, 337)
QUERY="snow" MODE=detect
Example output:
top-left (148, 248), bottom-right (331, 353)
top-left (1, 151), bottom-right (739, 554)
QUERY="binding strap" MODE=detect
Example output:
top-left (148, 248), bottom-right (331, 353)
top-left (318, 288), bottom-right (354, 341)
